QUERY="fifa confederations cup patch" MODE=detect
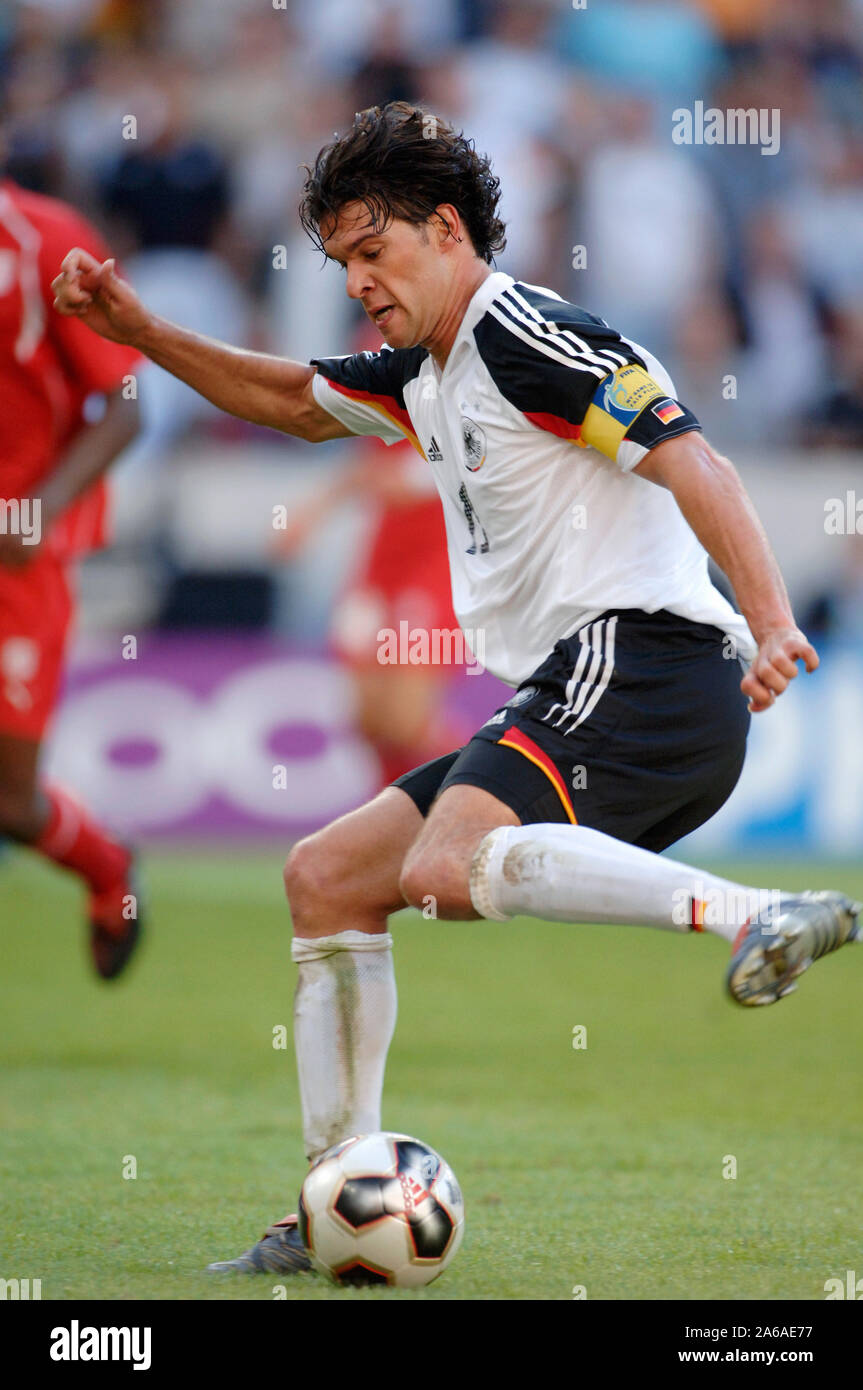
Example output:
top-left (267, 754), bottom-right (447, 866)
top-left (579, 363), bottom-right (672, 460)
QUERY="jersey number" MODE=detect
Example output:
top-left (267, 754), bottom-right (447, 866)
top-left (458, 483), bottom-right (489, 555)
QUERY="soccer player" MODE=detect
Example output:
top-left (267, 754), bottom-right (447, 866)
top-left (0, 172), bottom-right (143, 978)
top-left (51, 103), bottom-right (860, 1274)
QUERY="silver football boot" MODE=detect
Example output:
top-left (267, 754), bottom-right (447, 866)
top-left (726, 891), bottom-right (860, 1006)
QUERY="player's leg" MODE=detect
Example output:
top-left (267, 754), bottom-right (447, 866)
top-left (0, 732), bottom-right (48, 840)
top-left (332, 495), bottom-right (467, 787)
top-left (399, 777), bottom-right (756, 933)
top-left (399, 620), bottom-right (754, 930)
top-left (400, 611), bottom-right (859, 1004)
top-left (399, 782), bottom-right (519, 919)
top-left (286, 784), bottom-right (424, 1165)
top-left (0, 556), bottom-right (141, 978)
top-left (0, 729), bottom-right (142, 978)
top-left (400, 768), bottom-right (860, 1005)
top-left (465, 809), bottom-right (859, 1007)
top-left (207, 770), bottom-right (454, 1275)
top-left (352, 662), bottom-right (457, 785)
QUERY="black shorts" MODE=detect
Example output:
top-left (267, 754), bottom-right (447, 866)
top-left (392, 608), bottom-right (750, 853)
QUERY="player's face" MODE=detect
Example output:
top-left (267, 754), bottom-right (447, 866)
top-left (322, 202), bottom-right (447, 349)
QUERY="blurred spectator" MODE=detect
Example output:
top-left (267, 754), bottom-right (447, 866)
top-left (802, 533), bottom-right (863, 642)
top-left (782, 132), bottom-right (863, 309)
top-left (700, 50), bottom-right (820, 291)
top-left (672, 201), bottom-right (828, 447)
top-left (350, 8), bottom-right (426, 109)
top-left (60, 48), bottom-right (176, 205)
top-left (98, 63), bottom-right (231, 252)
top-left (290, 0), bottom-right (460, 80)
top-left (97, 64), bottom-right (251, 529)
top-left (670, 285), bottom-right (758, 446)
top-left (574, 95), bottom-right (721, 361)
top-left (739, 205), bottom-right (827, 443)
top-left (422, 1), bottom-right (572, 282)
top-left (805, 301), bottom-right (863, 449)
top-left (273, 435), bottom-right (468, 787)
top-left (0, 46), bottom-right (68, 193)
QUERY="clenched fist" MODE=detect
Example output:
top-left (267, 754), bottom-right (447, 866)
top-left (741, 626), bottom-right (819, 713)
top-left (51, 248), bottom-right (150, 345)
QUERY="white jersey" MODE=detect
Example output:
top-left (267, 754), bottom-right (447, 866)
top-left (311, 271), bottom-right (756, 688)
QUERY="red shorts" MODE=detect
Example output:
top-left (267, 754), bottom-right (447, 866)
top-left (0, 550), bottom-right (74, 741)
top-left (331, 497), bottom-right (456, 665)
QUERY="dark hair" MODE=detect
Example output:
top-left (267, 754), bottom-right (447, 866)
top-left (299, 101), bottom-right (506, 265)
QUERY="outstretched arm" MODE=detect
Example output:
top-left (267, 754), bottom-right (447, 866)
top-left (51, 248), bottom-right (351, 443)
top-left (634, 432), bottom-right (818, 714)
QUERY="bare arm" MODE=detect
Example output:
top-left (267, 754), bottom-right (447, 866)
top-left (634, 432), bottom-right (818, 713)
top-left (51, 248), bottom-right (351, 444)
top-left (0, 389), bottom-right (140, 567)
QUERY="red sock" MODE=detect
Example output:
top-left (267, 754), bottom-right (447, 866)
top-left (32, 784), bottom-right (130, 894)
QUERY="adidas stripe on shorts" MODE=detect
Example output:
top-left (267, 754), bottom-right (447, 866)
top-left (393, 608), bottom-right (750, 853)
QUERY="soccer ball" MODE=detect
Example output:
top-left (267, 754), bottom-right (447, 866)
top-left (298, 1131), bottom-right (464, 1287)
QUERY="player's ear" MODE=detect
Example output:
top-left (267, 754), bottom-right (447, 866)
top-left (433, 205), bottom-right (463, 248)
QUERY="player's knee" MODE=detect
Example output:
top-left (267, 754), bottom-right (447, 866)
top-left (399, 849), bottom-right (472, 920)
top-left (283, 835), bottom-right (332, 926)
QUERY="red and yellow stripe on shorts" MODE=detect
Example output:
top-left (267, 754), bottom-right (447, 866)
top-left (495, 726), bottom-right (578, 824)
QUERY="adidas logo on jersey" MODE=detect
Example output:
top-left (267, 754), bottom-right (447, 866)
top-left (426, 435), bottom-right (444, 461)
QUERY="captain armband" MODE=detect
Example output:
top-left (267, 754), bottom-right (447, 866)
top-left (578, 363), bottom-right (701, 471)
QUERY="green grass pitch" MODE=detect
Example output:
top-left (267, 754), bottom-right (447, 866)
top-left (1, 848), bottom-right (861, 1302)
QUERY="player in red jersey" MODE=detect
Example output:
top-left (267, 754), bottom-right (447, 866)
top-left (272, 319), bottom-right (469, 787)
top-left (274, 433), bottom-right (470, 788)
top-left (0, 172), bottom-right (142, 977)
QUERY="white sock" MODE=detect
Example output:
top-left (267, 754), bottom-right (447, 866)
top-left (470, 824), bottom-right (772, 943)
top-left (291, 930), bottom-right (397, 1163)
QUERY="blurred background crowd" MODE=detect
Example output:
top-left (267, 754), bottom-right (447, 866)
top-left (4, 0), bottom-right (863, 436)
top-left (3, 0), bottom-right (863, 624)
top-left (1, 0), bottom-right (862, 846)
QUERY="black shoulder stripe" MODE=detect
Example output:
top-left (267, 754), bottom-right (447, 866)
top-left (474, 284), bottom-right (656, 433)
top-left (474, 307), bottom-right (600, 431)
top-left (506, 282), bottom-right (608, 330)
top-left (311, 345), bottom-right (427, 410)
top-left (504, 284), bottom-right (645, 372)
top-left (494, 294), bottom-right (627, 378)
